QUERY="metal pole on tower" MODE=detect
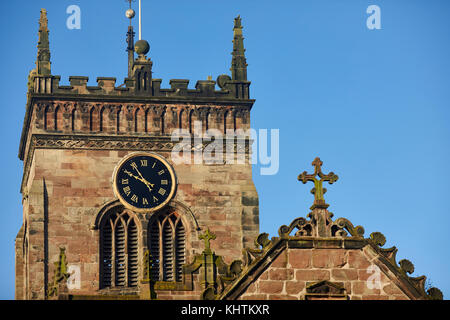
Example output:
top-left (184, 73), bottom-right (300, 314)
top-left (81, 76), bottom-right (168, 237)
top-left (139, 0), bottom-right (142, 40)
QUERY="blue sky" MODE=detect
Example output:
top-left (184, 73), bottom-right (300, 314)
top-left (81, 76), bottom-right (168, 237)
top-left (1, 0), bottom-right (449, 299)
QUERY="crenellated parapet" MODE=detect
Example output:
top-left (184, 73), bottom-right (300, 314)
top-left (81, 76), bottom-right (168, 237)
top-left (30, 75), bottom-right (251, 100)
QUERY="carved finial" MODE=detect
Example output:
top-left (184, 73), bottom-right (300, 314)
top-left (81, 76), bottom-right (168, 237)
top-left (298, 157), bottom-right (338, 209)
top-left (125, 0), bottom-right (136, 77)
top-left (39, 8), bottom-right (48, 30)
top-left (47, 247), bottom-right (70, 299)
top-left (399, 259), bottom-right (415, 275)
top-left (231, 15), bottom-right (247, 81)
top-left (199, 228), bottom-right (216, 253)
top-left (36, 9), bottom-right (51, 76)
top-left (234, 15), bottom-right (242, 28)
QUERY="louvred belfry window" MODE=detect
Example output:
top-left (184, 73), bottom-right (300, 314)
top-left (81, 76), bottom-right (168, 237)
top-left (148, 210), bottom-right (186, 282)
top-left (100, 208), bottom-right (139, 289)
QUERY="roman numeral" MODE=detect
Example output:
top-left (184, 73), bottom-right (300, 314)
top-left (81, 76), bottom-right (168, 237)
top-left (123, 186), bottom-right (131, 196)
top-left (158, 188), bottom-right (166, 196)
top-left (161, 180), bottom-right (168, 185)
top-left (153, 196), bottom-right (159, 203)
top-left (152, 162), bottom-right (156, 169)
top-left (121, 179), bottom-right (129, 185)
top-left (140, 159), bottom-right (148, 167)
top-left (131, 194), bottom-right (138, 203)
top-left (143, 198), bottom-right (149, 205)
top-left (158, 170), bottom-right (165, 176)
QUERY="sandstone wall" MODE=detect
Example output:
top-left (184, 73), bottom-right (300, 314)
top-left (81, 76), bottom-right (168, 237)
top-left (239, 247), bottom-right (410, 300)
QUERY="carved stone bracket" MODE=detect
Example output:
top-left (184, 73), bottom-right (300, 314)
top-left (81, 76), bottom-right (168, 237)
top-left (278, 213), bottom-right (365, 239)
top-left (367, 231), bottom-right (443, 300)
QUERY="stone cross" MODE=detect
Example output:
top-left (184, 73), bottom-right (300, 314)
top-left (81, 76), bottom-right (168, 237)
top-left (298, 157), bottom-right (338, 209)
top-left (199, 228), bottom-right (216, 253)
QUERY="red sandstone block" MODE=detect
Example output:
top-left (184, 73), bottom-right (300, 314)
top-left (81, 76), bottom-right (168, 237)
top-left (331, 268), bottom-right (358, 281)
top-left (295, 269), bottom-right (330, 281)
top-left (259, 271), bottom-right (269, 280)
top-left (271, 251), bottom-right (288, 268)
top-left (289, 249), bottom-right (312, 268)
top-left (259, 280), bottom-right (284, 294)
top-left (269, 268), bottom-right (294, 281)
top-left (348, 250), bottom-right (371, 269)
top-left (86, 150), bottom-right (110, 157)
top-left (361, 295), bottom-right (390, 300)
top-left (241, 294), bottom-right (267, 300)
top-left (382, 283), bottom-right (404, 295)
top-left (246, 283), bottom-right (257, 294)
top-left (391, 295), bottom-right (409, 300)
top-left (351, 281), bottom-right (381, 295)
top-left (268, 294), bottom-right (297, 300)
top-left (285, 281), bottom-right (306, 295)
top-left (312, 249), bottom-right (346, 268)
top-left (357, 269), bottom-right (371, 281)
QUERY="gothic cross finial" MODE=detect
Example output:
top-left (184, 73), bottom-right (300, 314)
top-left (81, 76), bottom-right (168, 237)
top-left (298, 157), bottom-right (338, 209)
top-left (199, 228), bottom-right (216, 253)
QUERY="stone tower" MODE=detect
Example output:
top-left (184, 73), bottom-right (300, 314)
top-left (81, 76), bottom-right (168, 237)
top-left (15, 9), bottom-right (259, 300)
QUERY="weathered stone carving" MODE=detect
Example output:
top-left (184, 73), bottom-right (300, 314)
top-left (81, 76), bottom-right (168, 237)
top-left (47, 247), bottom-right (70, 299)
top-left (298, 157), bottom-right (338, 209)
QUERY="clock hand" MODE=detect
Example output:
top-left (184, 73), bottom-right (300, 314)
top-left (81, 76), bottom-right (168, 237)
top-left (131, 165), bottom-right (155, 188)
top-left (123, 169), bottom-right (154, 192)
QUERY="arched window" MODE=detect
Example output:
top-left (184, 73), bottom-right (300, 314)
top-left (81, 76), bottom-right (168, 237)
top-left (99, 208), bottom-right (139, 289)
top-left (148, 210), bottom-right (186, 282)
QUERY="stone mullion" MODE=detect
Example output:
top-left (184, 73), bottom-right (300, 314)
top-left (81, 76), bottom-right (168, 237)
top-left (171, 222), bottom-right (177, 282)
top-left (124, 218), bottom-right (129, 287)
top-left (139, 219), bottom-right (147, 286)
top-left (110, 218), bottom-right (116, 288)
top-left (80, 104), bottom-right (90, 131)
top-left (106, 105), bottom-right (116, 134)
top-left (144, 107), bottom-right (151, 133)
top-left (62, 104), bottom-right (71, 132)
top-left (125, 105), bottom-right (134, 133)
top-left (158, 220), bottom-right (163, 282)
top-left (116, 105), bottom-right (123, 134)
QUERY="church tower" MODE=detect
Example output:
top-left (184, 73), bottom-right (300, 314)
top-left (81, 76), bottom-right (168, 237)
top-left (15, 8), bottom-right (259, 300)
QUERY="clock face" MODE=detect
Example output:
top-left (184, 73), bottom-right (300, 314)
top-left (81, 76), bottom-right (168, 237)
top-left (113, 152), bottom-right (177, 213)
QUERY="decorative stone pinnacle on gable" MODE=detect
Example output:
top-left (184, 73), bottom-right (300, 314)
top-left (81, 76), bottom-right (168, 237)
top-left (47, 247), bottom-right (70, 299)
top-left (298, 157), bottom-right (338, 210)
top-left (199, 228), bottom-right (216, 254)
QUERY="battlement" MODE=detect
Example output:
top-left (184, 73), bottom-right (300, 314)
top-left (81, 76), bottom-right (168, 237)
top-left (31, 75), bottom-right (251, 101)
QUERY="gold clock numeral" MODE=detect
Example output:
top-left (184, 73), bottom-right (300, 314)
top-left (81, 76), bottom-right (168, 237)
top-left (143, 198), bottom-right (149, 205)
top-left (121, 179), bottom-right (129, 185)
top-left (140, 159), bottom-right (148, 167)
top-left (152, 162), bottom-right (156, 169)
top-left (158, 188), bottom-right (166, 196)
top-left (158, 170), bottom-right (165, 176)
top-left (123, 186), bottom-right (131, 196)
top-left (131, 194), bottom-right (138, 203)
top-left (161, 180), bottom-right (168, 185)
top-left (153, 196), bottom-right (159, 203)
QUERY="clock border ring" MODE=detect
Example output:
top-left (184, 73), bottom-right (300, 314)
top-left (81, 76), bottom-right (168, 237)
top-left (112, 151), bottom-right (178, 214)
